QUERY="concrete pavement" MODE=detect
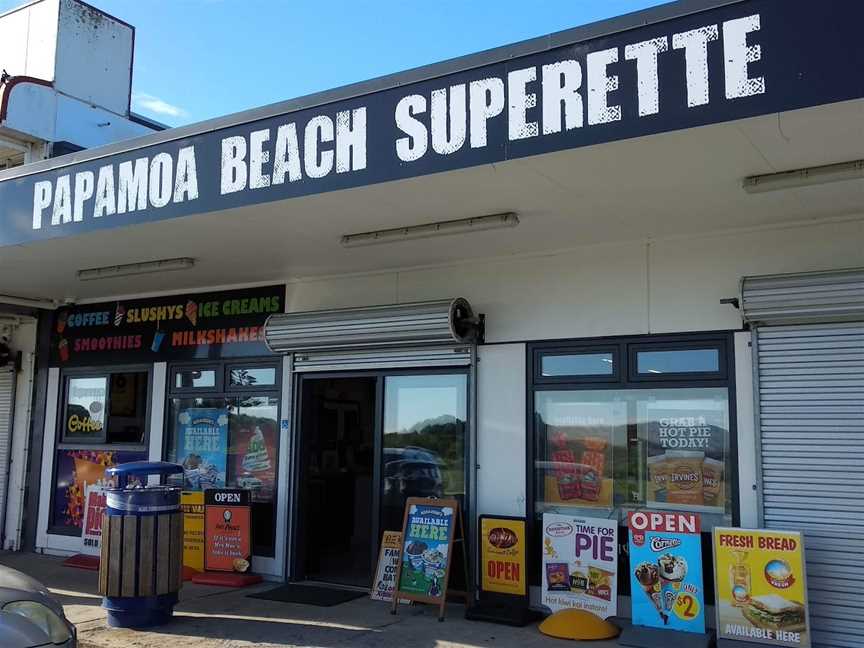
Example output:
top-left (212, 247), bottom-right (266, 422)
top-left (0, 552), bottom-right (625, 648)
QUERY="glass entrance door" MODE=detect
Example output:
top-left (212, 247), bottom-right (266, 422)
top-left (295, 371), bottom-right (469, 588)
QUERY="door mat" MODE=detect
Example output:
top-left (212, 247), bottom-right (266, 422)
top-left (248, 583), bottom-right (366, 607)
top-left (62, 554), bottom-right (100, 571)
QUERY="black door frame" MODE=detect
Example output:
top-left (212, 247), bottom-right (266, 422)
top-left (289, 367), bottom-right (471, 586)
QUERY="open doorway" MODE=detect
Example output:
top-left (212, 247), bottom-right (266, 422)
top-left (297, 377), bottom-right (377, 587)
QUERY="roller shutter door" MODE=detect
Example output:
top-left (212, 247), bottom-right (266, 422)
top-left (0, 369), bottom-right (15, 536)
top-left (754, 323), bottom-right (864, 648)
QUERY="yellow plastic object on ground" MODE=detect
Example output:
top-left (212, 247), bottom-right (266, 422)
top-left (538, 609), bottom-right (620, 641)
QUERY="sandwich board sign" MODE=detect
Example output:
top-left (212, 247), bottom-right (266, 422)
top-left (371, 531), bottom-right (402, 602)
top-left (627, 511), bottom-right (706, 634)
top-left (204, 488), bottom-right (251, 572)
top-left (541, 513), bottom-right (618, 617)
top-left (713, 528), bottom-right (811, 647)
top-left (391, 498), bottom-right (465, 621)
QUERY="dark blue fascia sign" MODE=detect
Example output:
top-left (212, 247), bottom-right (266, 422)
top-left (1, 0), bottom-right (862, 247)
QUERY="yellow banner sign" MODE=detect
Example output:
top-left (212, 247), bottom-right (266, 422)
top-left (713, 528), bottom-right (810, 648)
top-left (480, 517), bottom-right (526, 596)
top-left (181, 491), bottom-right (205, 573)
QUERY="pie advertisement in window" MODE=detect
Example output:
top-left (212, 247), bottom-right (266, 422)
top-left (713, 528), bottom-right (811, 647)
top-left (541, 402), bottom-right (623, 509)
top-left (640, 400), bottom-right (728, 513)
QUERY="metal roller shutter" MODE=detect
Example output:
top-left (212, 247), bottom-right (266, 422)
top-left (0, 369), bottom-right (15, 537)
top-left (293, 346), bottom-right (472, 372)
top-left (754, 323), bottom-right (864, 648)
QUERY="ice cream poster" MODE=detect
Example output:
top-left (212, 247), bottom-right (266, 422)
top-left (177, 408), bottom-right (229, 490)
top-left (541, 513), bottom-right (618, 617)
top-left (396, 500), bottom-right (457, 602)
top-left (713, 528), bottom-right (810, 647)
top-left (628, 511), bottom-right (705, 634)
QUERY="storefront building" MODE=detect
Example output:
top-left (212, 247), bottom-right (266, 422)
top-left (0, 1), bottom-right (861, 647)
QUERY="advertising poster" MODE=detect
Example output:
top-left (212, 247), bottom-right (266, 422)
top-left (49, 285), bottom-right (284, 366)
top-left (51, 449), bottom-right (147, 532)
top-left (542, 402), bottom-right (624, 509)
top-left (181, 491), bottom-right (205, 573)
top-left (371, 531), bottom-right (403, 602)
top-left (628, 511), bottom-right (705, 634)
top-left (641, 401), bottom-right (728, 513)
top-left (204, 488), bottom-right (251, 572)
top-left (176, 408), bottom-right (229, 490)
top-left (396, 499), bottom-right (457, 602)
top-left (233, 421), bottom-right (277, 502)
top-left (541, 513), bottom-right (618, 617)
top-left (714, 528), bottom-right (810, 647)
top-left (80, 485), bottom-right (106, 557)
top-left (480, 517), bottom-right (526, 597)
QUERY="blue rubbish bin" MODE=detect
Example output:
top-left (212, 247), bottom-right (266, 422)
top-left (98, 461), bottom-right (184, 629)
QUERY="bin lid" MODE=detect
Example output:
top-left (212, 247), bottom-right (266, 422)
top-left (106, 461), bottom-right (183, 481)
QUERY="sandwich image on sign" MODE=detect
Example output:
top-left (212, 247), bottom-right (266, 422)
top-left (742, 595), bottom-right (806, 633)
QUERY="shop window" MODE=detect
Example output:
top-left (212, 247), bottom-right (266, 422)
top-left (165, 361), bottom-right (280, 556)
top-left (228, 365), bottom-right (277, 388)
top-left (52, 369), bottom-right (150, 535)
top-left (529, 335), bottom-right (734, 531)
top-left (541, 352), bottom-right (615, 377)
top-left (62, 371), bottom-right (148, 445)
top-left (173, 367), bottom-right (219, 391)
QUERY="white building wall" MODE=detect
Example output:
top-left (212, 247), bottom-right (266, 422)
top-left (0, 0), bottom-right (59, 81)
top-left (54, 0), bottom-right (133, 116)
top-left (282, 216), bottom-right (864, 519)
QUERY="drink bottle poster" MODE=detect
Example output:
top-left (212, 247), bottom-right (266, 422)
top-left (628, 511), bottom-right (705, 634)
top-left (541, 513), bottom-right (618, 617)
top-left (177, 408), bottom-right (229, 490)
top-left (713, 528), bottom-right (810, 647)
top-left (480, 516), bottom-right (526, 597)
top-left (371, 531), bottom-right (403, 602)
top-left (395, 498), bottom-right (458, 604)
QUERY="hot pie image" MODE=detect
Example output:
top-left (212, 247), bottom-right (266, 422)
top-left (488, 527), bottom-right (518, 549)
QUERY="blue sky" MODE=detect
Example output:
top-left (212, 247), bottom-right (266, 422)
top-left (3, 0), bottom-right (670, 126)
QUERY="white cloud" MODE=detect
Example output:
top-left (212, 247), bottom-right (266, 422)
top-left (132, 92), bottom-right (187, 118)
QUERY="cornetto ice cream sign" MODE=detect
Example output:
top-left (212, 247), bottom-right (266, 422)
top-left (3, 0), bottom-right (863, 246)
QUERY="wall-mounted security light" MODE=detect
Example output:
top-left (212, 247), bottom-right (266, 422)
top-left (340, 212), bottom-right (519, 248)
top-left (77, 257), bottom-right (195, 281)
top-left (743, 159), bottom-right (864, 194)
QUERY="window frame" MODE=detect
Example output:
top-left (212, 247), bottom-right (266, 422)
top-left (165, 357), bottom-right (282, 557)
top-left (58, 365), bottom-right (153, 448)
top-left (627, 339), bottom-right (727, 382)
top-left (525, 331), bottom-right (739, 592)
top-left (533, 344), bottom-right (621, 384)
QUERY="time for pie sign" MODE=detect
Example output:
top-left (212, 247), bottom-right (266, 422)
top-left (204, 488), bottom-right (251, 572)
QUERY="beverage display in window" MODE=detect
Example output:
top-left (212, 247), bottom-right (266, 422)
top-left (641, 400), bottom-right (728, 513)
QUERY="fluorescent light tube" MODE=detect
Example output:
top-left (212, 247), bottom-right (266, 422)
top-left (341, 212), bottom-right (519, 248)
top-left (77, 257), bottom-right (195, 281)
top-left (743, 159), bottom-right (864, 194)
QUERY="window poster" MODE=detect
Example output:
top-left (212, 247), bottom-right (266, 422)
top-left (628, 511), bottom-right (706, 634)
top-left (541, 513), bottom-right (618, 617)
top-left (233, 420), bottom-right (277, 502)
top-left (51, 449), bottom-right (147, 532)
top-left (542, 402), bottom-right (624, 509)
top-left (640, 400), bottom-right (728, 513)
top-left (713, 528), bottom-right (810, 647)
top-left (177, 408), bottom-right (229, 490)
